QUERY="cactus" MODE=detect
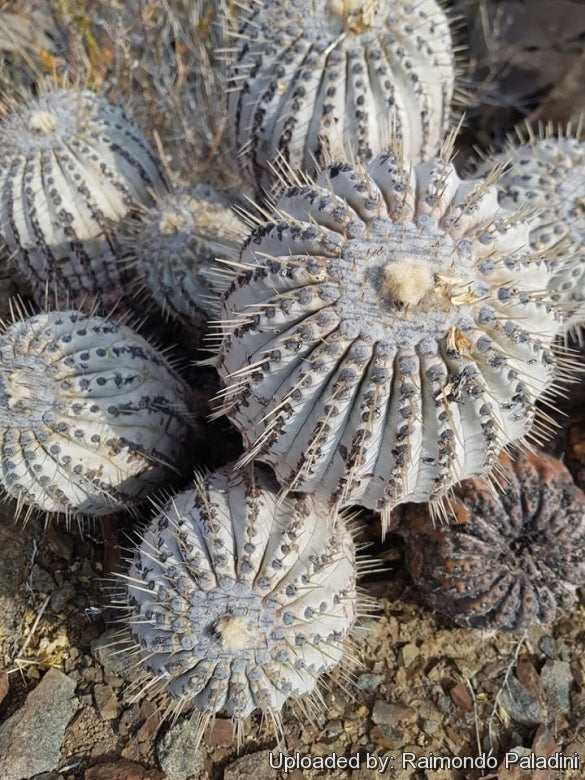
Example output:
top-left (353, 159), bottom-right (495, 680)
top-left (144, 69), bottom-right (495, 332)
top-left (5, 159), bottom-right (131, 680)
top-left (474, 129), bottom-right (585, 335)
top-left (399, 451), bottom-right (585, 632)
top-left (227, 0), bottom-right (455, 193)
top-left (124, 463), bottom-right (359, 743)
top-left (212, 152), bottom-right (565, 531)
top-left (0, 87), bottom-right (167, 312)
top-left (0, 309), bottom-right (199, 519)
top-left (123, 184), bottom-right (247, 330)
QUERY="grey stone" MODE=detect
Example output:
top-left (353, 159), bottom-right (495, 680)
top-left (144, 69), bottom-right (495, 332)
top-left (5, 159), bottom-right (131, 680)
top-left (0, 668), bottom-right (78, 780)
top-left (499, 674), bottom-right (543, 726)
top-left (91, 630), bottom-right (141, 684)
top-left (0, 507), bottom-right (43, 664)
top-left (541, 659), bottom-right (573, 714)
top-left (223, 750), bottom-right (274, 780)
top-left (355, 673), bottom-right (384, 692)
top-left (156, 717), bottom-right (205, 780)
top-left (49, 583), bottom-right (76, 613)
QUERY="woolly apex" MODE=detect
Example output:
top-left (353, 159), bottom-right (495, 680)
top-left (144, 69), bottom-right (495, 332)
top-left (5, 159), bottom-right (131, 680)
top-left (0, 309), bottom-right (199, 520)
top-left (0, 87), bottom-right (166, 312)
top-left (212, 151), bottom-right (565, 530)
top-left (123, 184), bottom-right (247, 330)
top-left (227, 0), bottom-right (454, 193)
top-left (474, 129), bottom-right (585, 335)
top-left (399, 451), bottom-right (585, 632)
top-left (123, 464), bottom-right (362, 745)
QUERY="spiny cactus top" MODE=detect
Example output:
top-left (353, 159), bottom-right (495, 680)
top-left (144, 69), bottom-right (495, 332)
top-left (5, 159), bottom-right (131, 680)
top-left (227, 0), bottom-right (455, 192)
top-left (0, 88), bottom-right (166, 311)
top-left (475, 132), bottom-right (585, 334)
top-left (213, 153), bottom-right (562, 528)
top-left (399, 451), bottom-right (585, 632)
top-left (125, 184), bottom-right (246, 329)
top-left (125, 464), bottom-right (357, 742)
top-left (0, 310), bottom-right (198, 518)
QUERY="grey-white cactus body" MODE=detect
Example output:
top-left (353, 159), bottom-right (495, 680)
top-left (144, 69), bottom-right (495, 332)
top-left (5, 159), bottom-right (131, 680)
top-left (126, 464), bottom-right (356, 728)
top-left (476, 135), bottom-right (585, 334)
top-left (227, 0), bottom-right (454, 193)
top-left (0, 311), bottom-right (198, 517)
top-left (214, 154), bottom-right (560, 522)
top-left (129, 184), bottom-right (247, 329)
top-left (0, 89), bottom-right (166, 311)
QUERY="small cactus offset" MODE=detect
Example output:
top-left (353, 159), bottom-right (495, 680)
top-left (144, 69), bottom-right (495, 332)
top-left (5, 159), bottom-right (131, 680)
top-left (213, 152), bottom-right (564, 529)
top-left (0, 87), bottom-right (167, 312)
top-left (0, 310), bottom-right (199, 519)
top-left (474, 130), bottom-right (585, 335)
top-left (123, 184), bottom-right (247, 330)
top-left (124, 464), bottom-right (359, 743)
top-left (226, 0), bottom-right (455, 193)
top-left (399, 451), bottom-right (585, 632)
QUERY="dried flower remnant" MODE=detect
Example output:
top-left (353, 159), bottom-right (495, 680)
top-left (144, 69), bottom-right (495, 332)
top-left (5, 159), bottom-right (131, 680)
top-left (399, 451), bottom-right (585, 632)
top-left (0, 310), bottom-right (199, 520)
top-left (213, 152), bottom-right (563, 531)
top-left (123, 464), bottom-right (362, 745)
top-left (227, 0), bottom-right (455, 192)
top-left (0, 87), bottom-right (166, 312)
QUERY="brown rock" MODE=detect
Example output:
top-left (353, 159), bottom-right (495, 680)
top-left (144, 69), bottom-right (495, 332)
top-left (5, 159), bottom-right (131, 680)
top-left (84, 759), bottom-right (165, 780)
top-left (0, 671), bottom-right (9, 706)
top-left (449, 681), bottom-right (473, 712)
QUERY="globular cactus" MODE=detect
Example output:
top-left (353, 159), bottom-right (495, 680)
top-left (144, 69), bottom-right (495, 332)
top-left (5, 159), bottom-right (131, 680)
top-left (0, 87), bottom-right (167, 312)
top-left (124, 464), bottom-right (359, 743)
top-left (213, 152), bottom-right (565, 531)
top-left (474, 130), bottom-right (585, 335)
top-left (123, 184), bottom-right (247, 331)
top-left (0, 310), bottom-right (199, 519)
top-left (399, 451), bottom-right (585, 632)
top-left (227, 0), bottom-right (455, 193)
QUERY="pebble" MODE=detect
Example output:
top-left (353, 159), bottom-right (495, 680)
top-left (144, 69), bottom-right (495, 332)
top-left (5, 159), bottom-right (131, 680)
top-left (355, 673), bottom-right (384, 693)
top-left (156, 718), bottom-right (205, 780)
top-left (397, 643), bottom-right (418, 667)
top-left (84, 759), bottom-right (165, 780)
top-left (0, 668), bottom-right (78, 780)
top-left (0, 508), bottom-right (43, 660)
top-left (499, 674), bottom-right (543, 726)
top-left (223, 750), bottom-right (274, 780)
top-left (50, 583), bottom-right (77, 613)
top-left (371, 700), bottom-right (416, 725)
top-left (541, 659), bottom-right (573, 714)
top-left (93, 683), bottom-right (122, 721)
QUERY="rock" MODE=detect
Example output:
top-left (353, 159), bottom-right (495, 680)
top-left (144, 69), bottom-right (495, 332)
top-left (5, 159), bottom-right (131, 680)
top-left (0, 668), bottom-right (78, 780)
top-left (84, 759), bottom-right (165, 780)
top-left (371, 700), bottom-right (415, 725)
top-left (355, 673), bottom-right (384, 692)
top-left (449, 681), bottom-right (474, 712)
top-left (50, 583), bottom-right (77, 613)
top-left (397, 643), bottom-right (418, 667)
top-left (91, 631), bottom-right (141, 684)
top-left (370, 724), bottom-right (406, 750)
top-left (223, 750), bottom-right (274, 780)
top-left (541, 660), bottom-right (573, 714)
top-left (0, 506), bottom-right (43, 663)
top-left (0, 671), bottom-right (9, 706)
top-left (499, 675), bottom-right (543, 726)
top-left (156, 718), bottom-right (205, 780)
top-left (93, 683), bottom-right (121, 721)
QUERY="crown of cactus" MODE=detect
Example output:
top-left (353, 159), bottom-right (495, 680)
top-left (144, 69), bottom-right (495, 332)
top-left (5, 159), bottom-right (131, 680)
top-left (0, 310), bottom-right (199, 519)
top-left (227, 0), bottom-right (455, 192)
top-left (474, 131), bottom-right (585, 335)
top-left (212, 152), bottom-right (564, 530)
top-left (124, 464), bottom-right (358, 743)
top-left (123, 184), bottom-right (247, 330)
top-left (399, 451), bottom-right (585, 632)
top-left (0, 88), bottom-right (166, 311)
